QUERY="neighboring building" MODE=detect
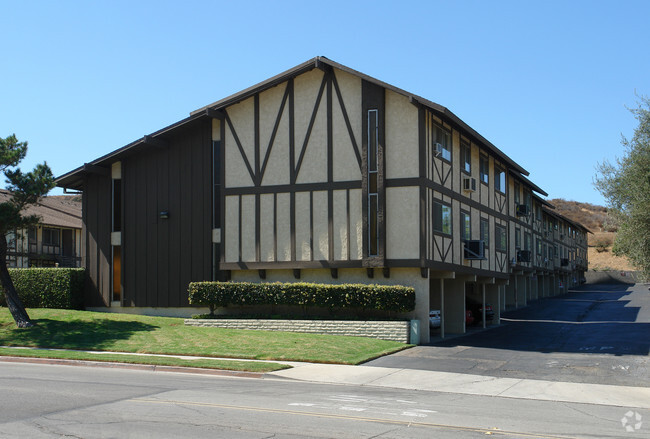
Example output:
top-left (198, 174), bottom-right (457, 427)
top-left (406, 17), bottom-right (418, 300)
top-left (1, 190), bottom-right (82, 268)
top-left (56, 57), bottom-right (588, 343)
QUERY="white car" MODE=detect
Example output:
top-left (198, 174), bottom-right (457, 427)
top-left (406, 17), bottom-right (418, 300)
top-left (429, 310), bottom-right (441, 329)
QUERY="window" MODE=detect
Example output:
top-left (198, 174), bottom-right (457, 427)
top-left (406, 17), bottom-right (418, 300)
top-left (112, 179), bottom-right (121, 232)
top-left (480, 218), bottom-right (489, 247)
top-left (6, 231), bottom-right (17, 267)
top-left (433, 201), bottom-right (452, 235)
top-left (514, 182), bottom-right (520, 205)
top-left (42, 227), bottom-right (60, 255)
top-left (460, 211), bottom-right (471, 241)
top-left (433, 123), bottom-right (452, 162)
top-left (535, 204), bottom-right (542, 222)
top-left (28, 227), bottom-right (37, 253)
top-left (462, 140), bottom-right (471, 174)
top-left (495, 224), bottom-right (507, 252)
top-left (42, 228), bottom-right (60, 246)
top-left (524, 191), bottom-right (531, 214)
top-left (368, 109), bottom-right (379, 256)
top-left (479, 155), bottom-right (489, 184)
top-left (524, 232), bottom-right (531, 251)
top-left (515, 228), bottom-right (521, 249)
top-left (536, 237), bottom-right (542, 255)
top-left (495, 164), bottom-right (506, 193)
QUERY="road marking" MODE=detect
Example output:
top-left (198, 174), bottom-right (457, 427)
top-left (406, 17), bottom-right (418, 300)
top-left (130, 397), bottom-right (582, 439)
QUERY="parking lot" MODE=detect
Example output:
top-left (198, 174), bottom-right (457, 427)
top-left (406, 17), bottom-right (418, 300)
top-left (367, 282), bottom-right (650, 387)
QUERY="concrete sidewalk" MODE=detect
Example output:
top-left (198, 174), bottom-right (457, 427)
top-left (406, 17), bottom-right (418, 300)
top-left (268, 363), bottom-right (650, 409)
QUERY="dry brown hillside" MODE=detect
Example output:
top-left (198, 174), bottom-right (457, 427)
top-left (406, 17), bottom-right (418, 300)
top-left (548, 198), bottom-right (635, 271)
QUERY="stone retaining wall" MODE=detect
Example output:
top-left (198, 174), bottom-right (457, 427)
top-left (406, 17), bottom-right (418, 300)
top-left (184, 319), bottom-right (411, 343)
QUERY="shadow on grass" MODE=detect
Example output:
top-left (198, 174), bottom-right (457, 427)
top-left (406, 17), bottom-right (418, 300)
top-left (0, 318), bottom-right (158, 351)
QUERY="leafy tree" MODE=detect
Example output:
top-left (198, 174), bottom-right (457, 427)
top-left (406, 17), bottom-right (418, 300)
top-left (594, 96), bottom-right (650, 279)
top-left (0, 134), bottom-right (55, 327)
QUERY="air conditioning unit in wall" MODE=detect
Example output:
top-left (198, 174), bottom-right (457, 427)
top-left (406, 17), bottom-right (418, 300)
top-left (463, 240), bottom-right (486, 260)
top-left (517, 250), bottom-right (532, 263)
top-left (463, 177), bottom-right (477, 192)
top-left (433, 143), bottom-right (443, 157)
top-left (516, 204), bottom-right (530, 217)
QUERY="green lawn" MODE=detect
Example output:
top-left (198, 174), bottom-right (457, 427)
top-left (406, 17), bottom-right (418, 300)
top-left (0, 308), bottom-right (410, 369)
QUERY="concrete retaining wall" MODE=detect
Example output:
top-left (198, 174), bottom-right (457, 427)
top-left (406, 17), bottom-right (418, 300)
top-left (185, 319), bottom-right (411, 343)
top-left (584, 270), bottom-right (641, 285)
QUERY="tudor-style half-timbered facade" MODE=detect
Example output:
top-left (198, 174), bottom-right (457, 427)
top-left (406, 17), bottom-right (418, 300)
top-left (56, 57), bottom-right (588, 343)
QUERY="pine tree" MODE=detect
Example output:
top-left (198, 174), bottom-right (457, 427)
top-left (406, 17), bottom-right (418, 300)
top-left (0, 134), bottom-right (55, 327)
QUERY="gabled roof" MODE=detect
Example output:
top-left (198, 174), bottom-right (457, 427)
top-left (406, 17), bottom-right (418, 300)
top-left (0, 190), bottom-right (82, 229)
top-left (57, 56), bottom-right (531, 189)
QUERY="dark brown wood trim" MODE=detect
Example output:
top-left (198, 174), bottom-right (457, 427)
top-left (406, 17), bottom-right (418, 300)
top-left (221, 258), bottom-right (508, 279)
top-left (255, 193), bottom-right (260, 262)
top-left (273, 193), bottom-right (278, 261)
top-left (224, 180), bottom-right (361, 196)
top-left (238, 194), bottom-right (242, 262)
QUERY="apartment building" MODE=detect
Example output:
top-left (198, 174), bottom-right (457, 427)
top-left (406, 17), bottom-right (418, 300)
top-left (1, 190), bottom-right (82, 268)
top-left (56, 57), bottom-right (588, 343)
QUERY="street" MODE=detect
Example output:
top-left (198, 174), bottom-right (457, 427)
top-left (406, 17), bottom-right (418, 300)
top-left (0, 361), bottom-right (645, 438)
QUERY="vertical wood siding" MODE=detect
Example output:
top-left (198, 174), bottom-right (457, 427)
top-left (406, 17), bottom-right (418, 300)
top-left (83, 174), bottom-right (112, 306)
top-left (122, 121), bottom-right (213, 307)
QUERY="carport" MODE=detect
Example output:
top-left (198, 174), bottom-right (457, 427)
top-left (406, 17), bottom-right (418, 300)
top-left (429, 271), bottom-right (503, 339)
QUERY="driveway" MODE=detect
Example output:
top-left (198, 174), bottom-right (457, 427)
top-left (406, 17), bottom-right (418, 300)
top-left (366, 282), bottom-right (650, 387)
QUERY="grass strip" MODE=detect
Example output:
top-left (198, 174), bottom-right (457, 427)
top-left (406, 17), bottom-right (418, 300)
top-left (0, 308), bottom-right (410, 365)
top-left (0, 347), bottom-right (290, 373)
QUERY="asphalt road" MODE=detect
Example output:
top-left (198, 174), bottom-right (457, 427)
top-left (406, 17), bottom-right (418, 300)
top-left (367, 282), bottom-right (650, 386)
top-left (0, 362), bottom-right (645, 438)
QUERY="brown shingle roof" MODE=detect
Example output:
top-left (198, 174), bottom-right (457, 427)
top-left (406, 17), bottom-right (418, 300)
top-left (0, 190), bottom-right (82, 229)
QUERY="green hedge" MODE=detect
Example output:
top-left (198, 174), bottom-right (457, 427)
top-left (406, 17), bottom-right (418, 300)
top-left (188, 281), bottom-right (415, 315)
top-left (1, 268), bottom-right (85, 309)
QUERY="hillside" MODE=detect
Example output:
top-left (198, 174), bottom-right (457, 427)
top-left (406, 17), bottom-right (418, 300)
top-left (548, 199), bottom-right (635, 271)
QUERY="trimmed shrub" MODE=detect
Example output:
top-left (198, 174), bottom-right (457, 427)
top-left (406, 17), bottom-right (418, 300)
top-left (188, 281), bottom-right (416, 316)
top-left (1, 268), bottom-right (85, 309)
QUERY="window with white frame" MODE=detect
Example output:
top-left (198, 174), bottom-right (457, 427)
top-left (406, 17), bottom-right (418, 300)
top-left (432, 122), bottom-right (452, 162)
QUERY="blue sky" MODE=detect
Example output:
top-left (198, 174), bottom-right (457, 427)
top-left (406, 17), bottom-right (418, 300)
top-left (1, 0), bottom-right (648, 205)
